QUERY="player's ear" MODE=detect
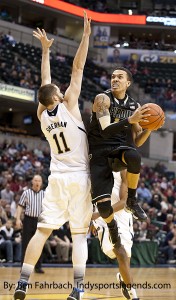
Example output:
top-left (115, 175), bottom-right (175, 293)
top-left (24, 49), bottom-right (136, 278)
top-left (53, 95), bottom-right (59, 102)
top-left (127, 81), bottom-right (131, 88)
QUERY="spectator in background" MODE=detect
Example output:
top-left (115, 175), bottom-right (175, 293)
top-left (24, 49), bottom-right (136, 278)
top-left (160, 196), bottom-right (169, 211)
top-left (43, 234), bottom-right (58, 262)
top-left (0, 219), bottom-right (21, 262)
top-left (160, 177), bottom-right (168, 192)
top-left (166, 188), bottom-right (175, 205)
top-left (7, 142), bottom-right (18, 157)
top-left (133, 221), bottom-right (140, 241)
top-left (53, 225), bottom-right (72, 263)
top-left (163, 214), bottom-right (174, 233)
top-left (150, 194), bottom-right (162, 211)
top-left (159, 224), bottom-right (176, 264)
top-left (1, 183), bottom-right (14, 204)
top-left (10, 193), bottom-right (21, 218)
top-left (16, 140), bottom-right (27, 152)
top-left (14, 160), bottom-right (26, 177)
top-left (4, 203), bottom-right (12, 219)
top-left (137, 222), bottom-right (149, 241)
top-left (0, 204), bottom-right (8, 224)
top-left (137, 182), bottom-right (152, 203)
top-left (157, 208), bottom-right (167, 222)
top-left (22, 156), bottom-right (33, 173)
top-left (108, 48), bottom-right (120, 63)
top-left (99, 71), bottom-right (110, 89)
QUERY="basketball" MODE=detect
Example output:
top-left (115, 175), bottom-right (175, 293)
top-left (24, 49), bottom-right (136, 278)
top-left (139, 103), bottom-right (165, 131)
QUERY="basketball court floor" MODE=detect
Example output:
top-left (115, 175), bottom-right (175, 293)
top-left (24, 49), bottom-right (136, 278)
top-left (0, 266), bottom-right (176, 300)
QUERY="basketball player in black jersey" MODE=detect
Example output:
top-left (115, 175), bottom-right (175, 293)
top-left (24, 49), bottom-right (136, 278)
top-left (88, 67), bottom-right (151, 260)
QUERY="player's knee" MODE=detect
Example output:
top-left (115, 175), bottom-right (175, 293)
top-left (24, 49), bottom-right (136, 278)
top-left (124, 150), bottom-right (141, 174)
top-left (97, 200), bottom-right (113, 219)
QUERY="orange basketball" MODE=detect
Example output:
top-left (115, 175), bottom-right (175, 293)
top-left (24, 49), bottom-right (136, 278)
top-left (139, 103), bottom-right (165, 131)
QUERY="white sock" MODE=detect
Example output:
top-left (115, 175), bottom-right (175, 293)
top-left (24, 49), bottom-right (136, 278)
top-left (20, 263), bottom-right (34, 282)
top-left (72, 234), bottom-right (87, 290)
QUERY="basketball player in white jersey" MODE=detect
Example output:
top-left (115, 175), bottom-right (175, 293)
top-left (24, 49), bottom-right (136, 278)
top-left (13, 11), bottom-right (92, 300)
top-left (92, 170), bottom-right (139, 300)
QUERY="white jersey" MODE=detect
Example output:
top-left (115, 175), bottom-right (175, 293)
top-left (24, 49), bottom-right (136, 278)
top-left (41, 103), bottom-right (89, 173)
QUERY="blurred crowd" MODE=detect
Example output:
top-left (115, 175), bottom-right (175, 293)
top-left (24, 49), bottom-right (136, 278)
top-left (109, 35), bottom-right (175, 51)
top-left (124, 60), bottom-right (176, 112)
top-left (135, 163), bottom-right (176, 263)
top-left (63, 0), bottom-right (176, 16)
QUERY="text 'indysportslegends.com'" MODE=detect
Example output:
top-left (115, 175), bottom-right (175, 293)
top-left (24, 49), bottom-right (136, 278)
top-left (2, 281), bottom-right (171, 292)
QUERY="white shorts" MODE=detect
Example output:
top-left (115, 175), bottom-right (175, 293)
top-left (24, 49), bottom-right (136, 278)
top-left (38, 172), bottom-right (92, 234)
top-left (93, 213), bottom-right (133, 259)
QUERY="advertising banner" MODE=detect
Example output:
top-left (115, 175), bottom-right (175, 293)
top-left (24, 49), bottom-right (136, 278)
top-left (93, 26), bottom-right (110, 48)
top-left (107, 47), bottom-right (176, 64)
top-left (0, 83), bottom-right (35, 101)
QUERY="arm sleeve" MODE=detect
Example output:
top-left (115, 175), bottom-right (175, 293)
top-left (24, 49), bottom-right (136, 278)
top-left (99, 118), bottom-right (130, 137)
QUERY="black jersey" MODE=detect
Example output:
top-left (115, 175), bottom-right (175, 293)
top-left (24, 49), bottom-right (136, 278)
top-left (88, 90), bottom-right (139, 147)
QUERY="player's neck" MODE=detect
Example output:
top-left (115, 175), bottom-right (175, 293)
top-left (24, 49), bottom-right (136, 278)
top-left (112, 90), bottom-right (126, 100)
top-left (47, 104), bottom-right (58, 111)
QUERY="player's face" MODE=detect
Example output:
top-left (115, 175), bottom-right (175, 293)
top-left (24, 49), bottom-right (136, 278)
top-left (111, 70), bottom-right (130, 93)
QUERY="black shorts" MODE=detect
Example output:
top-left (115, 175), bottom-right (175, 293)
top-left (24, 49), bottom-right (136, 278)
top-left (89, 145), bottom-right (134, 203)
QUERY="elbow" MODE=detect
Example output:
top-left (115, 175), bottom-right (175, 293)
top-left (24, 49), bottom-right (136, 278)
top-left (121, 199), bottom-right (126, 209)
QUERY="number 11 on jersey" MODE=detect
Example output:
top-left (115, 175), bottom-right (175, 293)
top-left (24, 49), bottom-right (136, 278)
top-left (53, 132), bottom-right (70, 153)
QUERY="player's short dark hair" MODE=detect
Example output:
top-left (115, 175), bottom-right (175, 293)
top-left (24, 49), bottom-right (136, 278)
top-left (38, 83), bottom-right (58, 107)
top-left (113, 67), bottom-right (133, 82)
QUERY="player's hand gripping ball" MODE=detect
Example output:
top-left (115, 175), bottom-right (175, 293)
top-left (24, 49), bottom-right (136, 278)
top-left (139, 103), bottom-right (165, 130)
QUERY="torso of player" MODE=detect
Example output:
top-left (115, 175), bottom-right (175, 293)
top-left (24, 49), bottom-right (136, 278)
top-left (41, 103), bottom-right (89, 173)
top-left (88, 90), bottom-right (138, 147)
top-left (112, 172), bottom-right (133, 227)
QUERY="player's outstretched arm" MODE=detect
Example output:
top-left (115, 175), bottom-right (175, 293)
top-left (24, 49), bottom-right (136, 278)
top-left (64, 11), bottom-right (91, 108)
top-left (33, 28), bottom-right (54, 120)
top-left (33, 28), bottom-right (54, 86)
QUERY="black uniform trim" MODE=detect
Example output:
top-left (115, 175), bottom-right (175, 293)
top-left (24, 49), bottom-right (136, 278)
top-left (47, 105), bottom-right (58, 116)
top-left (78, 126), bottom-right (87, 134)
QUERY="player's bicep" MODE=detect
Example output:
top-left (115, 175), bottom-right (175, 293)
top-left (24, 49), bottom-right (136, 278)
top-left (93, 94), bottom-right (111, 130)
top-left (93, 94), bottom-right (110, 118)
